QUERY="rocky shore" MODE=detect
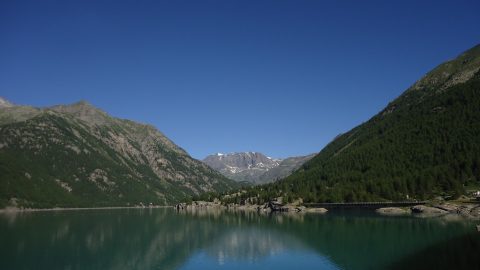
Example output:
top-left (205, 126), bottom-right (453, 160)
top-left (175, 200), bottom-right (328, 214)
top-left (376, 202), bottom-right (480, 219)
top-left (177, 200), bottom-right (480, 220)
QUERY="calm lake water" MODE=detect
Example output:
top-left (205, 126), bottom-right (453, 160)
top-left (1, 208), bottom-right (479, 270)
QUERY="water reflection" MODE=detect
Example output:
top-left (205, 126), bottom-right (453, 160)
top-left (205, 228), bottom-right (305, 263)
top-left (0, 208), bottom-right (478, 270)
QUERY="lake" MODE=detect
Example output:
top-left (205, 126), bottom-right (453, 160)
top-left (1, 208), bottom-right (479, 270)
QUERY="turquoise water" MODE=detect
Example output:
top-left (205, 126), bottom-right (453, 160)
top-left (0, 208), bottom-right (479, 270)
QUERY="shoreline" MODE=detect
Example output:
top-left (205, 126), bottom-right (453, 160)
top-left (0, 205), bottom-right (172, 214)
top-left (2, 201), bottom-right (478, 219)
top-left (375, 202), bottom-right (480, 219)
top-left (175, 200), bottom-right (480, 219)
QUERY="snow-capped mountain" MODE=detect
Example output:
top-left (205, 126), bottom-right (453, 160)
top-left (202, 152), bottom-right (315, 184)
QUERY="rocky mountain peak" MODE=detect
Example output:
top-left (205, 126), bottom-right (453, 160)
top-left (49, 100), bottom-right (110, 125)
top-left (56, 100), bottom-right (104, 113)
top-left (202, 152), bottom-right (314, 184)
top-left (203, 152), bottom-right (280, 172)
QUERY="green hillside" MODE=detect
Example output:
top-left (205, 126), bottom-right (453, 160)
top-left (0, 102), bottom-right (237, 208)
top-left (246, 44), bottom-right (480, 203)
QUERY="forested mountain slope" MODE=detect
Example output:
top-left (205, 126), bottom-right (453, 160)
top-left (261, 44), bottom-right (480, 203)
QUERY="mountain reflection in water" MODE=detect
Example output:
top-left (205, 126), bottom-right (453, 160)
top-left (0, 208), bottom-right (478, 270)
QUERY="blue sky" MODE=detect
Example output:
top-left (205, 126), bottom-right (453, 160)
top-left (1, 0), bottom-right (479, 159)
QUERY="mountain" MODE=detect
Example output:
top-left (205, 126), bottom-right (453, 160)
top-left (253, 44), bottom-right (480, 203)
top-left (202, 152), bottom-right (314, 184)
top-left (0, 99), bottom-right (237, 208)
top-left (203, 152), bottom-right (280, 183)
top-left (257, 153), bottom-right (317, 184)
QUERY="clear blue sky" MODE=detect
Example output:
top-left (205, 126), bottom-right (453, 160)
top-left (1, 0), bottom-right (479, 159)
